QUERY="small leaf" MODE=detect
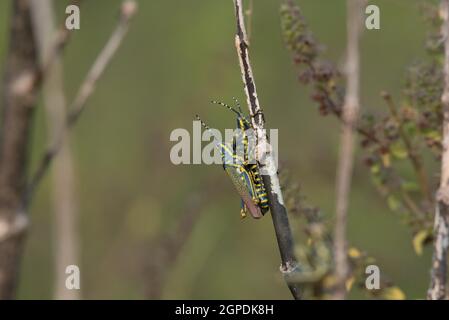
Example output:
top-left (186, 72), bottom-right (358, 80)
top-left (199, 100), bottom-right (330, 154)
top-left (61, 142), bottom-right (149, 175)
top-left (401, 181), bottom-right (419, 192)
top-left (391, 142), bottom-right (408, 159)
top-left (387, 195), bottom-right (401, 211)
top-left (383, 286), bottom-right (406, 300)
top-left (413, 229), bottom-right (430, 256)
top-left (371, 164), bottom-right (380, 174)
top-left (424, 130), bottom-right (442, 142)
top-left (345, 277), bottom-right (355, 292)
top-left (403, 121), bottom-right (417, 137)
top-left (348, 247), bottom-right (362, 259)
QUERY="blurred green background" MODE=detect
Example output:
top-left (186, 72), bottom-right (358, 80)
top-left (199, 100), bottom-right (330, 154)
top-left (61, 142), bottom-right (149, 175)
top-left (0, 0), bottom-right (437, 299)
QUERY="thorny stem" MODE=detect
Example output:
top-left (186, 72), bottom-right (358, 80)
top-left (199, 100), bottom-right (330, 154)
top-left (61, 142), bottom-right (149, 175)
top-left (233, 0), bottom-right (302, 299)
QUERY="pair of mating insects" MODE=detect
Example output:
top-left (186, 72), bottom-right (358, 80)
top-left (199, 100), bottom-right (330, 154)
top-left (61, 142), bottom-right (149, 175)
top-left (196, 99), bottom-right (269, 219)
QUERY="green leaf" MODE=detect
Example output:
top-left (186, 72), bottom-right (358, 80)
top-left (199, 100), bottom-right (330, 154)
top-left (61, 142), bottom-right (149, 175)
top-left (370, 164), bottom-right (380, 174)
top-left (403, 122), bottom-right (417, 137)
top-left (387, 195), bottom-right (401, 211)
top-left (412, 229), bottom-right (431, 256)
top-left (424, 130), bottom-right (441, 142)
top-left (390, 142), bottom-right (408, 159)
top-left (383, 286), bottom-right (406, 300)
top-left (401, 181), bottom-right (419, 192)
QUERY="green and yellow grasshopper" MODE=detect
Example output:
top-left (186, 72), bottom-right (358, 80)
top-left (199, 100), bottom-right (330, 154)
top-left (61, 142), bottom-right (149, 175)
top-left (196, 100), bottom-right (269, 219)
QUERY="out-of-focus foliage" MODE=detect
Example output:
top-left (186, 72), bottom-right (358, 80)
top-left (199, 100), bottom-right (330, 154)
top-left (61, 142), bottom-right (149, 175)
top-left (280, 0), bottom-right (444, 265)
top-left (281, 171), bottom-right (405, 299)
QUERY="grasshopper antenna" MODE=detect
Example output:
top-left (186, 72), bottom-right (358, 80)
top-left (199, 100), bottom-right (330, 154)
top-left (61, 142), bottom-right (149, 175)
top-left (211, 100), bottom-right (241, 116)
top-left (195, 114), bottom-right (212, 131)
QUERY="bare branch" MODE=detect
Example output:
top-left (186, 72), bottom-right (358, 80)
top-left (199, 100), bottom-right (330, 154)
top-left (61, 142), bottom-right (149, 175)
top-left (30, 0), bottom-right (81, 300)
top-left (233, 0), bottom-right (302, 299)
top-left (333, 0), bottom-right (364, 300)
top-left (24, 0), bottom-right (138, 204)
top-left (31, 0), bottom-right (81, 90)
top-left (0, 0), bottom-right (39, 299)
top-left (428, 0), bottom-right (449, 300)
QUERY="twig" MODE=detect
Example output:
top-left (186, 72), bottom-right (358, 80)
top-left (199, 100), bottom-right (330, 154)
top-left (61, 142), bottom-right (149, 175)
top-left (31, 0), bottom-right (82, 90)
top-left (233, 0), bottom-right (302, 299)
top-left (24, 0), bottom-right (138, 205)
top-left (428, 0), bottom-right (449, 300)
top-left (333, 0), bottom-right (364, 300)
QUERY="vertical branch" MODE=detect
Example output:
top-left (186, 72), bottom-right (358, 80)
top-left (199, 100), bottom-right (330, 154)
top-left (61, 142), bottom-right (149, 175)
top-left (333, 0), bottom-right (364, 300)
top-left (428, 0), bottom-right (449, 300)
top-left (29, 0), bottom-right (80, 300)
top-left (233, 0), bottom-right (302, 299)
top-left (0, 0), bottom-right (38, 299)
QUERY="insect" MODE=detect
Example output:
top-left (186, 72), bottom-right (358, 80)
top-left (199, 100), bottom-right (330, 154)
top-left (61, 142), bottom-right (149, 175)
top-left (196, 99), bottom-right (269, 219)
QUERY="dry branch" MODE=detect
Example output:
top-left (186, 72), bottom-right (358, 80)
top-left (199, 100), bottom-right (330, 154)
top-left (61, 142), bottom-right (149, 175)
top-left (29, 0), bottom-right (81, 300)
top-left (0, 0), bottom-right (39, 299)
top-left (428, 0), bottom-right (449, 300)
top-left (333, 0), bottom-right (364, 300)
top-left (25, 0), bottom-right (138, 204)
top-left (233, 0), bottom-right (301, 299)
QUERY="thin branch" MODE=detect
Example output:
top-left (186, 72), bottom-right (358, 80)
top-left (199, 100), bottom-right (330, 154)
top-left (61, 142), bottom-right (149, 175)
top-left (24, 0), bottom-right (138, 205)
top-left (30, 0), bottom-right (81, 300)
top-left (31, 0), bottom-right (82, 90)
top-left (333, 0), bottom-right (364, 300)
top-left (428, 0), bottom-right (449, 300)
top-left (233, 0), bottom-right (302, 299)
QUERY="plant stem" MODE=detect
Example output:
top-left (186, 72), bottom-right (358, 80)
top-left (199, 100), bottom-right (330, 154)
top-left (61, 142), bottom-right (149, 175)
top-left (428, 0), bottom-right (449, 300)
top-left (0, 0), bottom-right (38, 299)
top-left (233, 0), bottom-right (301, 299)
top-left (333, 0), bottom-right (364, 300)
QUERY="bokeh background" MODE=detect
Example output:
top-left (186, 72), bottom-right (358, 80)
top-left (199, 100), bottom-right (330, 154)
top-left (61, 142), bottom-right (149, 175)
top-left (0, 0), bottom-right (437, 299)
